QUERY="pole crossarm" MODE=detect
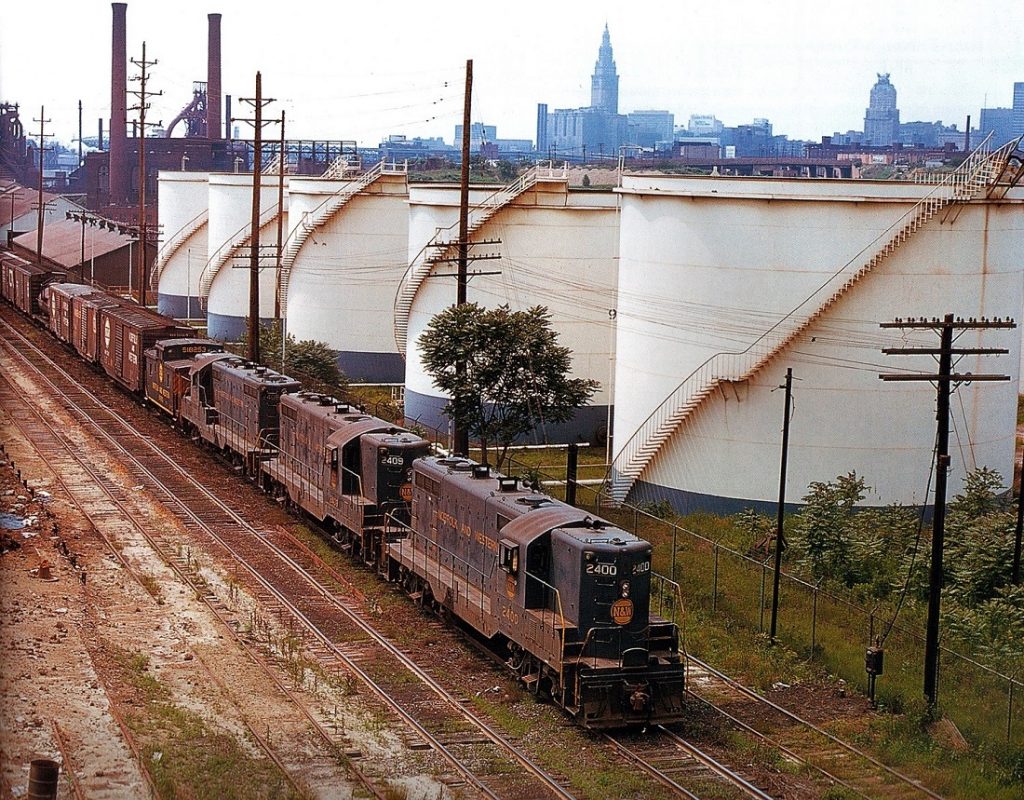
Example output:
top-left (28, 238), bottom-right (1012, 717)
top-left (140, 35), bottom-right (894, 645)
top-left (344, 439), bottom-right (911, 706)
top-left (880, 373), bottom-right (1010, 382)
top-left (882, 347), bottom-right (1010, 356)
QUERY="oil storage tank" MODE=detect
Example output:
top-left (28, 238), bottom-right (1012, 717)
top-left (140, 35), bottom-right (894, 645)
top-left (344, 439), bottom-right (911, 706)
top-left (399, 165), bottom-right (619, 443)
top-left (281, 162), bottom-right (409, 382)
top-left (203, 172), bottom-right (286, 340)
top-left (610, 151), bottom-right (1024, 513)
top-left (155, 170), bottom-right (210, 320)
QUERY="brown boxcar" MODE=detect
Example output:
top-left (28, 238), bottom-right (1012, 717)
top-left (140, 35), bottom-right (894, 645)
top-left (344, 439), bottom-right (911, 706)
top-left (1, 254), bottom-right (64, 316)
top-left (97, 303), bottom-right (194, 393)
top-left (45, 283), bottom-right (97, 344)
top-left (144, 338), bottom-right (225, 418)
top-left (75, 291), bottom-right (124, 364)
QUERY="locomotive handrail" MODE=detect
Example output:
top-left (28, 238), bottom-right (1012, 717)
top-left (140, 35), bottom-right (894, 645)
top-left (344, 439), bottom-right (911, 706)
top-left (523, 571), bottom-right (568, 664)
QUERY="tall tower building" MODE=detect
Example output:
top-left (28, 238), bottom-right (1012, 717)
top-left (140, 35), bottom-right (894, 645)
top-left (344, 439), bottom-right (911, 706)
top-left (863, 73), bottom-right (900, 146)
top-left (1013, 82), bottom-right (1024, 136)
top-left (590, 24), bottom-right (619, 115)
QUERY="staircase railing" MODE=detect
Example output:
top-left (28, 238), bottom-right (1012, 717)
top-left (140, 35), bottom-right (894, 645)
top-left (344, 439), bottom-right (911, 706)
top-left (276, 159), bottom-right (407, 313)
top-left (392, 161), bottom-right (568, 356)
top-left (197, 201), bottom-right (282, 308)
top-left (151, 207), bottom-right (208, 289)
top-left (607, 135), bottom-right (1016, 505)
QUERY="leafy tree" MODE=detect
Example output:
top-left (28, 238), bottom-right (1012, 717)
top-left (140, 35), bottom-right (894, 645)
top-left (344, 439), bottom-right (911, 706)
top-left (791, 472), bottom-right (868, 583)
top-left (418, 303), bottom-right (598, 468)
top-left (238, 321), bottom-right (348, 395)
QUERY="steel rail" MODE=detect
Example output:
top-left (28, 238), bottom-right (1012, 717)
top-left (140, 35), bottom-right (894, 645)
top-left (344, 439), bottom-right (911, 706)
top-left (687, 655), bottom-right (941, 799)
top-left (0, 313), bottom-right (575, 800)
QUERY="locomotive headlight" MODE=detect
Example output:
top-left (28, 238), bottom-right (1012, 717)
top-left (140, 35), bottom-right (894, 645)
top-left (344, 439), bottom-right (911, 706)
top-left (621, 580), bottom-right (630, 598)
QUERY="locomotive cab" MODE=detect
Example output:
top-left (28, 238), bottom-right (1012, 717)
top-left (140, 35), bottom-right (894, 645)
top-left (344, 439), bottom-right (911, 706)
top-left (359, 431), bottom-right (430, 511)
top-left (553, 527), bottom-right (655, 665)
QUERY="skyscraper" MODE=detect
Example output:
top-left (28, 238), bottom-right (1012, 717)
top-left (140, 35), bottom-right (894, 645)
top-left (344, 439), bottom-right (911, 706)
top-left (864, 73), bottom-right (900, 146)
top-left (540, 26), bottom-right (625, 160)
top-left (591, 24), bottom-right (619, 115)
top-left (1013, 82), bottom-right (1024, 136)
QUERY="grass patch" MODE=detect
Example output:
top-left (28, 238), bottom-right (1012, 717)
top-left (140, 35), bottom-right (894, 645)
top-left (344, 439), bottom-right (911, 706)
top-left (109, 647), bottom-right (309, 799)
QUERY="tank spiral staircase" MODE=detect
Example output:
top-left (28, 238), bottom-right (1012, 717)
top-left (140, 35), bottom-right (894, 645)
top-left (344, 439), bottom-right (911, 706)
top-left (392, 161), bottom-right (568, 357)
top-left (197, 202), bottom-right (282, 310)
top-left (150, 207), bottom-right (209, 290)
top-left (275, 159), bottom-right (407, 315)
top-left (607, 136), bottom-right (1019, 506)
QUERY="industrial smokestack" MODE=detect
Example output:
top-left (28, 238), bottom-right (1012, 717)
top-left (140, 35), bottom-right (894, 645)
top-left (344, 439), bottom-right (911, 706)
top-left (109, 2), bottom-right (128, 203)
top-left (207, 13), bottom-right (222, 140)
top-left (225, 95), bottom-right (232, 140)
top-left (98, 118), bottom-right (104, 150)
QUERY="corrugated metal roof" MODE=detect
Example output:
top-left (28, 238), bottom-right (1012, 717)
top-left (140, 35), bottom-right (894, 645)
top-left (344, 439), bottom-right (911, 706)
top-left (12, 218), bottom-right (131, 268)
top-left (0, 180), bottom-right (73, 225)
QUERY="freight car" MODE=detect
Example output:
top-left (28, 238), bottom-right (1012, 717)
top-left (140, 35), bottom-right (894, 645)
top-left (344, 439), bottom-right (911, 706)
top-left (98, 301), bottom-right (194, 394)
top-left (387, 456), bottom-right (685, 728)
top-left (1, 253), bottom-right (65, 317)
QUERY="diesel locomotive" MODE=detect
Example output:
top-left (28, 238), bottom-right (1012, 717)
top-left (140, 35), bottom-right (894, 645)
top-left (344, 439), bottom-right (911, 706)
top-left (2, 270), bottom-right (687, 728)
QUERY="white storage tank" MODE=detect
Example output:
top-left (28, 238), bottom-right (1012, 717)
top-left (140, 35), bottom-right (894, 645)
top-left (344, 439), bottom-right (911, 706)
top-left (401, 171), bottom-right (619, 443)
top-left (611, 167), bottom-right (1024, 513)
top-left (155, 171), bottom-right (209, 319)
top-left (283, 167), bottom-right (408, 382)
top-left (204, 173), bottom-right (286, 341)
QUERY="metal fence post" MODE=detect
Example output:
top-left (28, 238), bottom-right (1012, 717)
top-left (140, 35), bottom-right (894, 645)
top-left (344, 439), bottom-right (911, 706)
top-left (633, 507), bottom-right (639, 534)
top-left (759, 563), bottom-right (767, 632)
top-left (1009, 679), bottom-right (1015, 743)
top-left (671, 524), bottom-right (677, 582)
top-left (712, 545), bottom-right (719, 612)
top-left (811, 586), bottom-right (818, 655)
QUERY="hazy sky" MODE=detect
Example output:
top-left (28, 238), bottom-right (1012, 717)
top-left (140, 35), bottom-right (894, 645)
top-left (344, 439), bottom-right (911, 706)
top-left (2, 0), bottom-right (1022, 148)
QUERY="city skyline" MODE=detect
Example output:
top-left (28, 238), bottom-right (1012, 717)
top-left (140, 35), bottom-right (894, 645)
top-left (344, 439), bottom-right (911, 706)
top-left (1, 0), bottom-right (1022, 149)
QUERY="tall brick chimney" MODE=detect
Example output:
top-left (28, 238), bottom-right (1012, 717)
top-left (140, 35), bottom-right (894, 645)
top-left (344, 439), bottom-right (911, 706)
top-left (207, 13), bottom-right (222, 140)
top-left (109, 2), bottom-right (128, 203)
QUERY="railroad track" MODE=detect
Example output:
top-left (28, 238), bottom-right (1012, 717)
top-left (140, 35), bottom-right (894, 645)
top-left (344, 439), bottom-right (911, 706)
top-left (607, 726), bottom-right (774, 800)
top-left (686, 656), bottom-right (942, 800)
top-left (0, 312), bottom-right (578, 800)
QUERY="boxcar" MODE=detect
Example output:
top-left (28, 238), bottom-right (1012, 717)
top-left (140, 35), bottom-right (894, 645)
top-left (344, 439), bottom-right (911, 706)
top-left (1, 255), bottom-right (65, 316)
top-left (262, 393), bottom-right (429, 563)
top-left (182, 356), bottom-right (299, 468)
top-left (45, 283), bottom-right (98, 345)
top-left (144, 338), bottom-right (225, 418)
top-left (74, 290), bottom-right (125, 364)
top-left (97, 303), bottom-right (193, 393)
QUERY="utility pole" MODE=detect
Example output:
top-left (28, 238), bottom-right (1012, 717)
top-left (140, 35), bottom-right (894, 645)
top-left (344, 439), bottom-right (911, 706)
top-left (881, 314), bottom-right (1015, 708)
top-left (769, 367), bottom-right (793, 645)
top-left (78, 100), bottom-right (83, 168)
top-left (453, 58), bottom-right (473, 457)
top-left (32, 107), bottom-right (53, 265)
top-left (235, 71), bottom-right (279, 363)
top-left (1014, 451), bottom-right (1024, 584)
top-left (274, 110), bottom-right (286, 320)
top-left (129, 42), bottom-right (162, 305)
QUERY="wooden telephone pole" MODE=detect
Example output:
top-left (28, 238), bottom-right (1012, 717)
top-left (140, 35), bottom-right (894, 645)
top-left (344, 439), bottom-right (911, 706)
top-left (881, 314), bottom-right (1015, 707)
top-left (32, 107), bottom-right (54, 265)
top-left (235, 72), bottom-right (280, 363)
top-left (128, 42), bottom-right (162, 305)
top-left (452, 59), bottom-right (474, 457)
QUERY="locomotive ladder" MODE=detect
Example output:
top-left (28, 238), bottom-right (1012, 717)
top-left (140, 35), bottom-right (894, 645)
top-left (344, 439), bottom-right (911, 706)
top-left (276, 159), bottom-right (408, 315)
top-left (392, 161), bottom-right (569, 358)
top-left (151, 207), bottom-right (209, 290)
top-left (607, 135), bottom-right (1019, 506)
top-left (197, 201), bottom-right (282, 310)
